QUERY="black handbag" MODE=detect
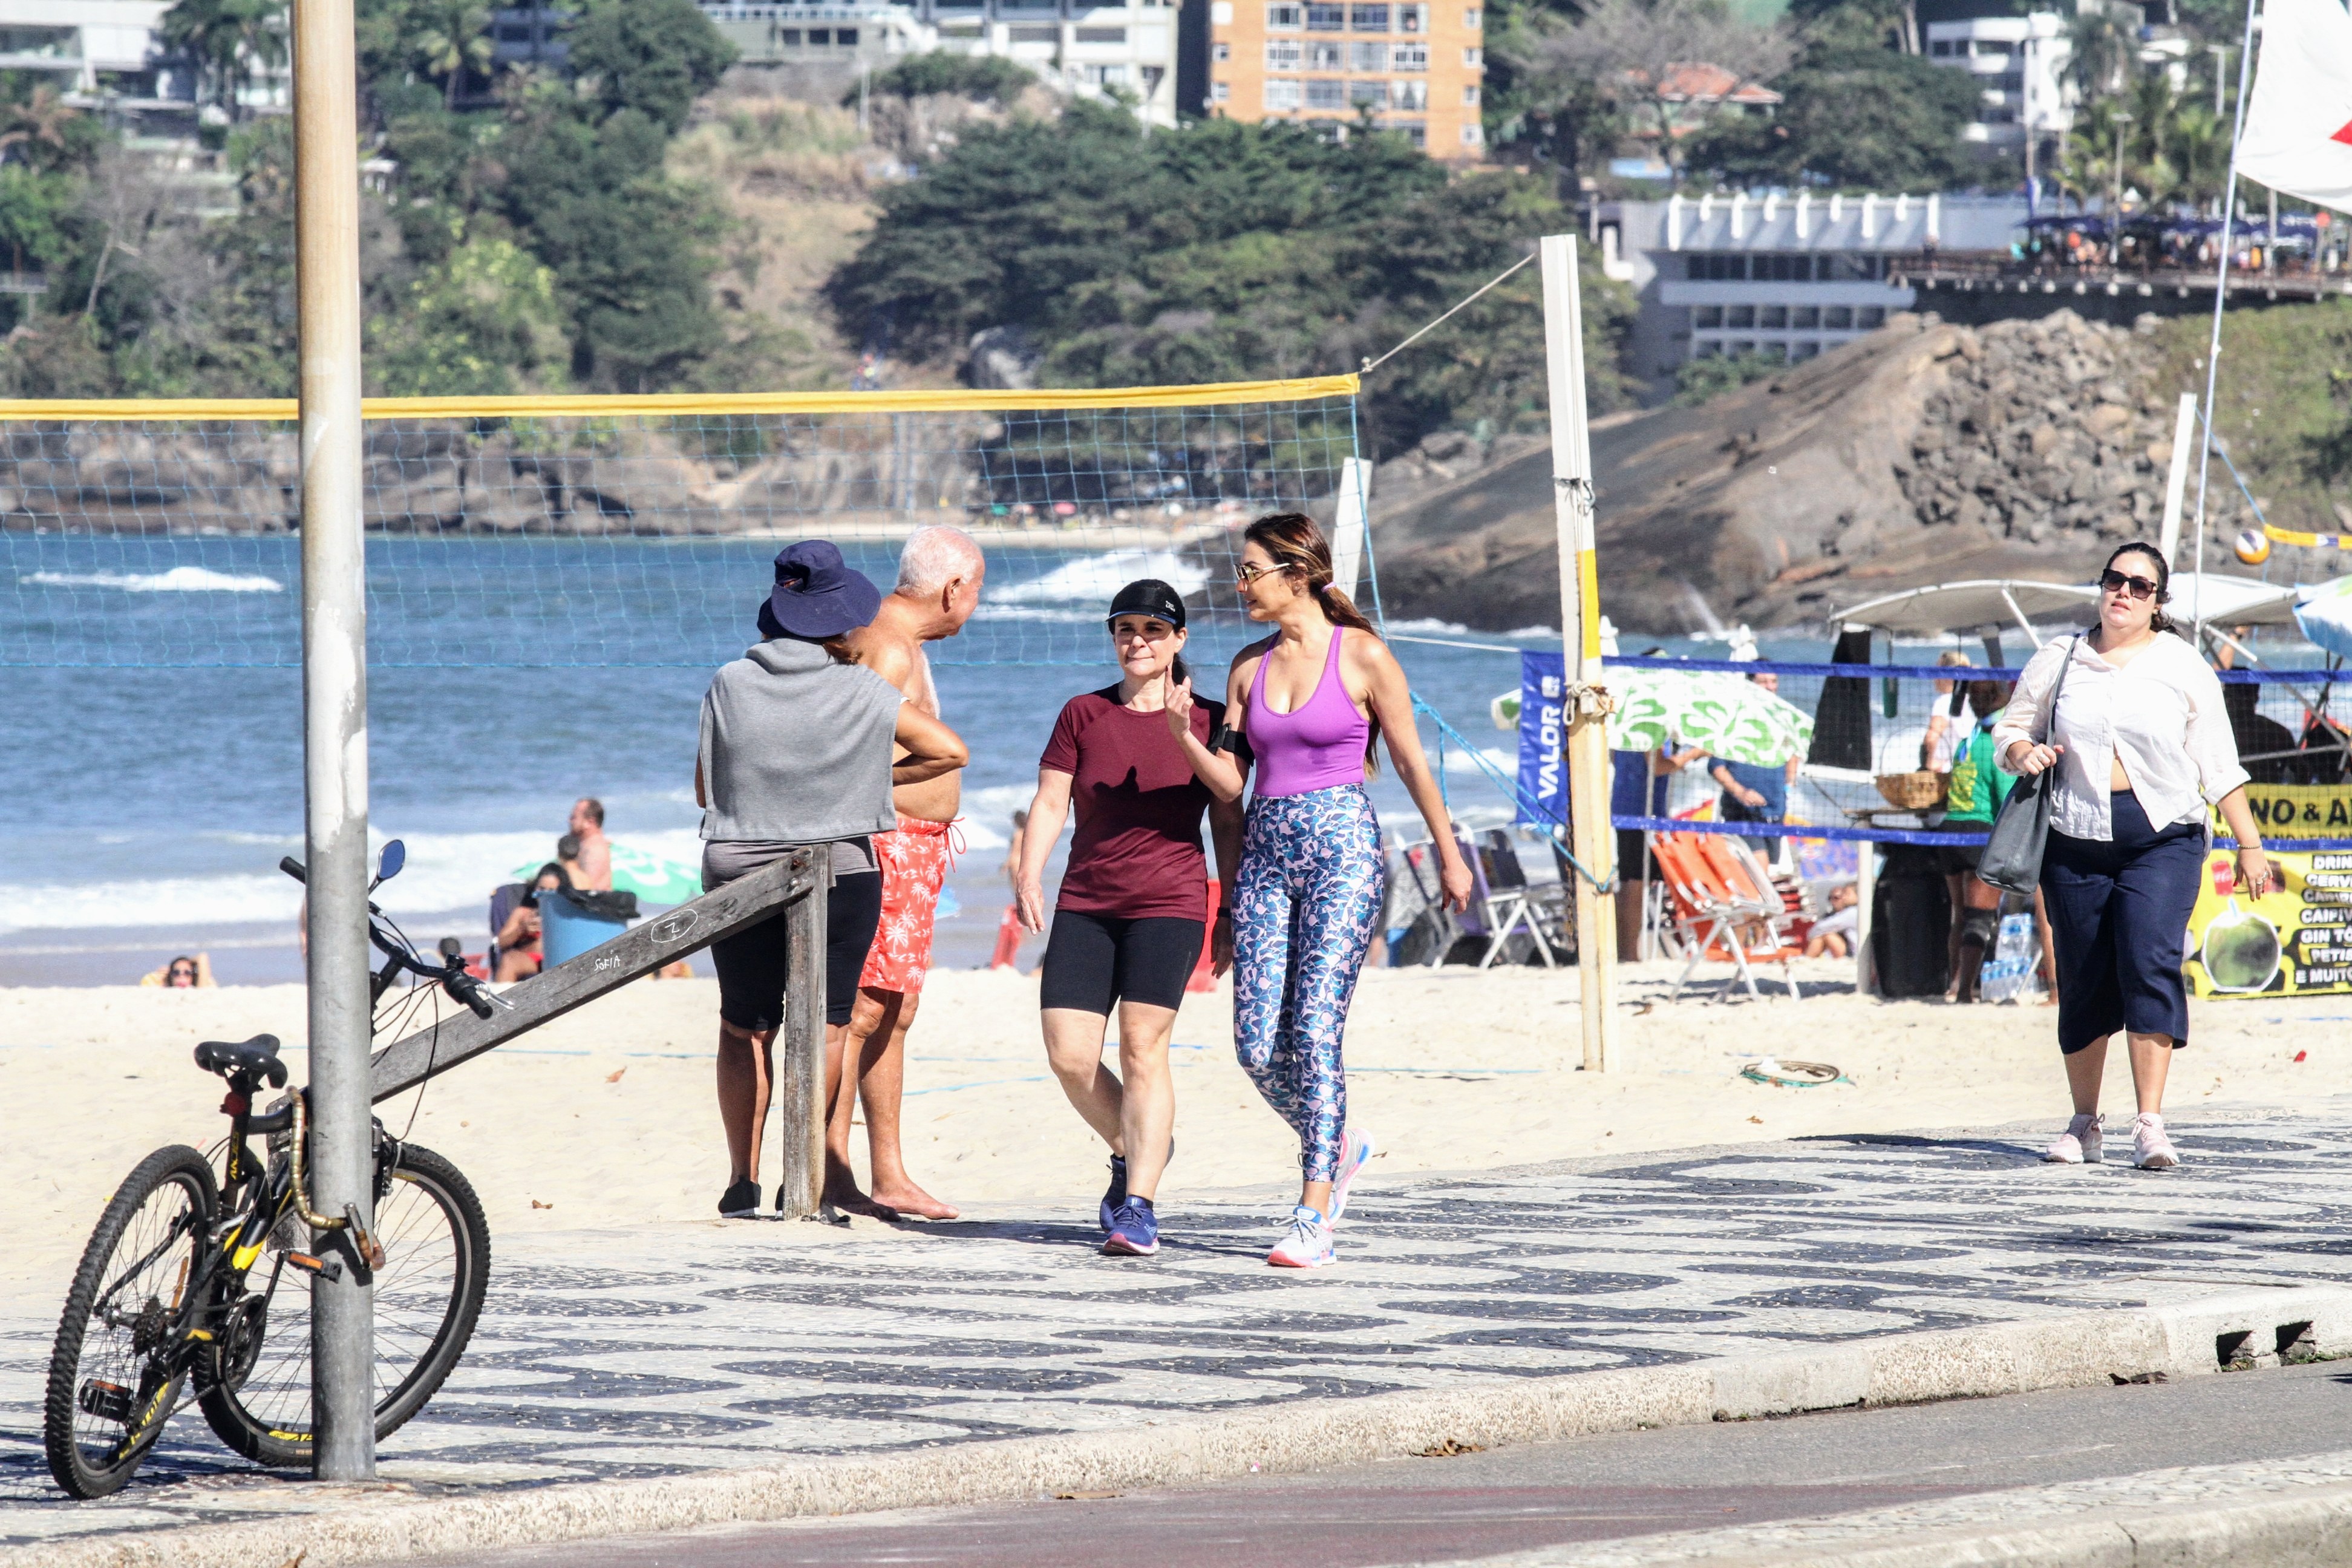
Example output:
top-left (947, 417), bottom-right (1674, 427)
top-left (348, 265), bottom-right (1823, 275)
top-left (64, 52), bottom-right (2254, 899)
top-left (1977, 636), bottom-right (2079, 896)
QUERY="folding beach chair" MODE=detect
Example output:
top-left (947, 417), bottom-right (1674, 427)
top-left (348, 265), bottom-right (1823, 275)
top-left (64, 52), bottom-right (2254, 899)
top-left (1397, 838), bottom-right (1463, 968)
top-left (1651, 831), bottom-right (1807, 1003)
top-left (1469, 829), bottom-right (1557, 970)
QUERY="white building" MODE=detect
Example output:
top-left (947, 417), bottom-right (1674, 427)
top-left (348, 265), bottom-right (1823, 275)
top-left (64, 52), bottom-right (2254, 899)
top-left (1596, 191), bottom-right (2031, 387)
top-left (0, 0), bottom-right (203, 108)
top-left (1924, 13), bottom-right (2071, 151)
top-left (700, 0), bottom-right (1179, 126)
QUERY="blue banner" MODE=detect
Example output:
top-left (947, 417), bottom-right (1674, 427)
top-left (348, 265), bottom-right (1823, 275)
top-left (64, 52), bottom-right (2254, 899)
top-left (1517, 650), bottom-right (1566, 828)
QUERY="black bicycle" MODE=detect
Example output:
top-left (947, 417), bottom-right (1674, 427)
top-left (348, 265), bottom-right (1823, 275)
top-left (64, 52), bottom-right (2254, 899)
top-left (44, 841), bottom-right (503, 1498)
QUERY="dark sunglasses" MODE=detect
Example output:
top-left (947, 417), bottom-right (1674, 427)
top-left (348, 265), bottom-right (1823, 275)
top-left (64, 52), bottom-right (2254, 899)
top-left (2099, 568), bottom-right (2159, 601)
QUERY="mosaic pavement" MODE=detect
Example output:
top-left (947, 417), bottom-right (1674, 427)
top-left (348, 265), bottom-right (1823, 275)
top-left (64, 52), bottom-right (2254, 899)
top-left (8, 1105), bottom-right (2352, 1550)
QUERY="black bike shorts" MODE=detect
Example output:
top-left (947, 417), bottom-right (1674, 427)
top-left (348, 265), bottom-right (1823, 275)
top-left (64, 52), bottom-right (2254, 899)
top-left (1039, 910), bottom-right (1204, 1016)
top-left (711, 871), bottom-right (882, 1031)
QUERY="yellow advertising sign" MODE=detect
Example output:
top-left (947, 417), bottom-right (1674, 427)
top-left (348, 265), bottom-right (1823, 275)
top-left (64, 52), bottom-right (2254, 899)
top-left (2227, 784), bottom-right (2352, 840)
top-left (2185, 848), bottom-right (2352, 999)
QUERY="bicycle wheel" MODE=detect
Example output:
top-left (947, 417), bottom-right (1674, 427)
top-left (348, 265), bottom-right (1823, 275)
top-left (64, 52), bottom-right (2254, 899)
top-left (198, 1143), bottom-right (489, 1467)
top-left (45, 1145), bottom-right (220, 1498)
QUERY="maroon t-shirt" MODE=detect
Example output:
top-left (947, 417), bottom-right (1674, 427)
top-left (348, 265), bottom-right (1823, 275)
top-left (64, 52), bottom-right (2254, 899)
top-left (1040, 686), bottom-right (1225, 922)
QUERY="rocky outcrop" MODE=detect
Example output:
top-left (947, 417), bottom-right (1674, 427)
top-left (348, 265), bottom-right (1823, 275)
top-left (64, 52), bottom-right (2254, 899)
top-left (1901, 312), bottom-right (2180, 547)
top-left (1371, 311), bottom-right (2218, 637)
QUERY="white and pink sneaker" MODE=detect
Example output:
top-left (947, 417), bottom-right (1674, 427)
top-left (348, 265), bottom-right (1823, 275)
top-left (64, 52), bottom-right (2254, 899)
top-left (1267, 1206), bottom-right (1336, 1269)
top-left (2134, 1112), bottom-right (2181, 1170)
top-left (2044, 1114), bottom-right (2103, 1165)
top-left (1328, 1127), bottom-right (1376, 1224)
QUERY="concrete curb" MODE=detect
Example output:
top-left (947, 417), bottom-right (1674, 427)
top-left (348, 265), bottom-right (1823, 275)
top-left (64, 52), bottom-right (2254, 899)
top-left (1451, 1480), bottom-right (2352, 1566)
top-left (17, 1284), bottom-right (2352, 1568)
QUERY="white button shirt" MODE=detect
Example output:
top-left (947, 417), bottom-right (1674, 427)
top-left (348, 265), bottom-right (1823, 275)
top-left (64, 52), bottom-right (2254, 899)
top-left (1991, 631), bottom-right (2250, 841)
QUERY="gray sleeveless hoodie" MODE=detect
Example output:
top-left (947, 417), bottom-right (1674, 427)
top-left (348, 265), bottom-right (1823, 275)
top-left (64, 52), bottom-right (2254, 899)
top-left (697, 638), bottom-right (901, 844)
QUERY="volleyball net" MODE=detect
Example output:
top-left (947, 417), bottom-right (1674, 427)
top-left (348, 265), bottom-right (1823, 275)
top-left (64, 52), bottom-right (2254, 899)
top-left (0, 377), bottom-right (1364, 669)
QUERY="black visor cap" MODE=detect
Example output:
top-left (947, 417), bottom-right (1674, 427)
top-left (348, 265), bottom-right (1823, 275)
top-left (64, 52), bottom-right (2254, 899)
top-left (1106, 578), bottom-right (1187, 631)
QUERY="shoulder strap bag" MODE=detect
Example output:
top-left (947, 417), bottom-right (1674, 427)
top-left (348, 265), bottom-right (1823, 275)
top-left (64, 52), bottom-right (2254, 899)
top-left (1976, 636), bottom-right (2079, 896)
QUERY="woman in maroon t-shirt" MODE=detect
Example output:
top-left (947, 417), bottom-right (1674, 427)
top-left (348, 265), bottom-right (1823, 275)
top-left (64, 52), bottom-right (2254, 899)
top-left (1015, 580), bottom-right (1247, 1257)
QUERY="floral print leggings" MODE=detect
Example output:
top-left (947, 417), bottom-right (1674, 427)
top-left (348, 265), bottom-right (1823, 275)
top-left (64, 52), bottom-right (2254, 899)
top-left (1233, 782), bottom-right (1387, 1183)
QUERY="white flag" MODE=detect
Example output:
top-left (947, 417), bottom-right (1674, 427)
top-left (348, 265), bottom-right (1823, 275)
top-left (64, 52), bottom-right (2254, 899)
top-left (2238, 0), bottom-right (2352, 214)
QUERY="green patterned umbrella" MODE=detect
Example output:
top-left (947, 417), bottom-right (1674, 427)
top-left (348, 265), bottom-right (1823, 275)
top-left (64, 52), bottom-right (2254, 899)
top-left (1606, 668), bottom-right (1813, 766)
top-left (511, 841), bottom-right (703, 905)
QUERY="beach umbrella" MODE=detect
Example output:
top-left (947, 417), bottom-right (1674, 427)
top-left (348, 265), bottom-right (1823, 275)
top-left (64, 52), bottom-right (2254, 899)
top-left (1606, 667), bottom-right (1814, 766)
top-left (2296, 575), bottom-right (2352, 662)
top-left (511, 841), bottom-right (703, 906)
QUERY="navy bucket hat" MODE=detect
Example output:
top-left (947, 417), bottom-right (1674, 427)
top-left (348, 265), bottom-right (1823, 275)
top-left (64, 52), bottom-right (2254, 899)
top-left (757, 540), bottom-right (882, 641)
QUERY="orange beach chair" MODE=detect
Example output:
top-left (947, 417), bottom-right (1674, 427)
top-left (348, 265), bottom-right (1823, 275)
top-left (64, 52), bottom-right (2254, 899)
top-left (1650, 831), bottom-right (1808, 1002)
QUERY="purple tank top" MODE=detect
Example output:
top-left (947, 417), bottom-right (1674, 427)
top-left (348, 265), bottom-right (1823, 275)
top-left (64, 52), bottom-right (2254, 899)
top-left (1249, 627), bottom-right (1370, 797)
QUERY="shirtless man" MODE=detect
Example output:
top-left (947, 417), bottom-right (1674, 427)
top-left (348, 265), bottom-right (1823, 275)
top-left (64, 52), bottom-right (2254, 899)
top-left (833, 526), bottom-right (985, 1220)
top-left (568, 797), bottom-right (613, 890)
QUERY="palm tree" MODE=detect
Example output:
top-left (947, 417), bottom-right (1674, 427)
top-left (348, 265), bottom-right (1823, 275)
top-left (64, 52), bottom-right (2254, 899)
top-left (0, 85), bottom-right (74, 165)
top-left (2167, 102), bottom-right (2229, 214)
top-left (415, 0), bottom-right (495, 111)
top-left (2063, 7), bottom-right (2138, 105)
top-left (158, 0), bottom-right (285, 119)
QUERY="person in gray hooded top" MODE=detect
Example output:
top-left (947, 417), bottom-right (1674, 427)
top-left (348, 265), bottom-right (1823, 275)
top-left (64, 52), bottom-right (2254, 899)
top-left (695, 540), bottom-right (967, 1219)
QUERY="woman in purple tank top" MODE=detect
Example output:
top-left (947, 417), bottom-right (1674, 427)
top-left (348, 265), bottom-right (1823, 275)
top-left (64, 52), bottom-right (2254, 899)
top-left (1166, 513), bottom-right (1472, 1269)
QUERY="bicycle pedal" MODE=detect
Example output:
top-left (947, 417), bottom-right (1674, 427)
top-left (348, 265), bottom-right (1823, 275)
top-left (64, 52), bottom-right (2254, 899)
top-left (78, 1379), bottom-right (132, 1424)
top-left (284, 1251), bottom-right (344, 1284)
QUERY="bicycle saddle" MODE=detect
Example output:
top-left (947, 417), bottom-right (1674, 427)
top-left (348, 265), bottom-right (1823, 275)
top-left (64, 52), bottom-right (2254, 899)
top-left (194, 1034), bottom-right (287, 1086)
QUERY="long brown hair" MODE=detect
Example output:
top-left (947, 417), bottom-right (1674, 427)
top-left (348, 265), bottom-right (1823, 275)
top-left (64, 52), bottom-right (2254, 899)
top-left (1243, 511), bottom-right (1382, 772)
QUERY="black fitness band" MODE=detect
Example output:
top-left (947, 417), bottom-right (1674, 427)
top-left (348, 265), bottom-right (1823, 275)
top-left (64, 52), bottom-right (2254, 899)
top-left (1209, 724), bottom-right (1253, 765)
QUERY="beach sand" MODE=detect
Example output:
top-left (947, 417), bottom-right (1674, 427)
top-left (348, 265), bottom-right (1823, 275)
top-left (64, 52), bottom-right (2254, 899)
top-left (5, 962), bottom-right (2339, 1293)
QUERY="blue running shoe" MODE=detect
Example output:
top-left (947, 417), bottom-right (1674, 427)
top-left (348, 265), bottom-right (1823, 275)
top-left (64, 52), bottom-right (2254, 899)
top-left (1103, 1197), bottom-right (1158, 1256)
top-left (1099, 1155), bottom-right (1128, 1233)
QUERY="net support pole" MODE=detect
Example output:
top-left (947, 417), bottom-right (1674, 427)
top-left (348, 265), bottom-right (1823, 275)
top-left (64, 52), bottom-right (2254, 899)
top-left (1540, 234), bottom-right (1618, 1073)
top-left (293, 0), bottom-right (374, 1483)
top-left (1330, 457), bottom-right (1371, 599)
top-left (2158, 392), bottom-right (2198, 566)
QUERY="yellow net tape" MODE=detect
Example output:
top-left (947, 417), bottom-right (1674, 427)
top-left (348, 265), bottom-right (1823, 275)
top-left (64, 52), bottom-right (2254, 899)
top-left (0, 374), bottom-right (1361, 423)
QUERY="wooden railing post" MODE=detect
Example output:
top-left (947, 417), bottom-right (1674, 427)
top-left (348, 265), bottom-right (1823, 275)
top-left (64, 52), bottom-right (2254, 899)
top-left (776, 871), bottom-right (829, 1220)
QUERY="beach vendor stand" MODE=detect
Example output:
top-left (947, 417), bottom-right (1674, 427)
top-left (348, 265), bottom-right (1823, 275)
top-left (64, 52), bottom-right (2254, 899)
top-left (1826, 580), bottom-right (2102, 998)
top-left (1829, 572), bottom-right (2303, 998)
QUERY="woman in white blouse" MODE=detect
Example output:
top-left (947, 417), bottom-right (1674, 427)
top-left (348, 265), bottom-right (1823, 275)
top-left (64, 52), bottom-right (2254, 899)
top-left (1996, 542), bottom-right (2272, 1171)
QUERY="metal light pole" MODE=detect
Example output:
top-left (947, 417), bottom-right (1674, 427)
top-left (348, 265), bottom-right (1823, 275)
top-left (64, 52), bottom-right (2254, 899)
top-left (2111, 111), bottom-right (2131, 255)
top-left (2190, 0), bottom-right (2262, 643)
top-left (292, 0), bottom-right (376, 1482)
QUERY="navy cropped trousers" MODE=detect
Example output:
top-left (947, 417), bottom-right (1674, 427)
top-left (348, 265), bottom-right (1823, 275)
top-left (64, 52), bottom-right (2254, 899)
top-left (2040, 789), bottom-right (2204, 1055)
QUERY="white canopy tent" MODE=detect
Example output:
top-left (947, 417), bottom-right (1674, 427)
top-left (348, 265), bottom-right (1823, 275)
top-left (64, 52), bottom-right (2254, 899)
top-left (1831, 574), bottom-right (2298, 645)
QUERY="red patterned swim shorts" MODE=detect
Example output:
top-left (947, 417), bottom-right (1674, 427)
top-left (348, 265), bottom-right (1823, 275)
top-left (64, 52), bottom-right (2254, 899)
top-left (858, 815), bottom-right (960, 994)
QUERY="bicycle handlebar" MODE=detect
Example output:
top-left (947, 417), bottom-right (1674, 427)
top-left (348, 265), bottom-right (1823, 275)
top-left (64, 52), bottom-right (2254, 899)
top-left (293, 853), bottom-right (503, 1021)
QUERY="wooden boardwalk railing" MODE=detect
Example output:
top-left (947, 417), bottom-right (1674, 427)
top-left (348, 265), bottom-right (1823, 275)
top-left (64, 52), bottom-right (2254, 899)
top-left (367, 847), bottom-right (833, 1217)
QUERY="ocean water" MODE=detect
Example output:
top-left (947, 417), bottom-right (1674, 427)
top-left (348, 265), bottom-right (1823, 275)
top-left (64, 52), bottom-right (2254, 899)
top-left (0, 540), bottom-right (1645, 985)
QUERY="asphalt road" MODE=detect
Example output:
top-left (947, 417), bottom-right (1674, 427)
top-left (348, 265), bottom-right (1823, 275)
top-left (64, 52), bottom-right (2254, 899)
top-left (398, 1358), bottom-right (2352, 1566)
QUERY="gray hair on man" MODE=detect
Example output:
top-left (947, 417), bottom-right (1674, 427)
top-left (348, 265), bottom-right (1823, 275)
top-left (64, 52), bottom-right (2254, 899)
top-left (895, 526), bottom-right (985, 596)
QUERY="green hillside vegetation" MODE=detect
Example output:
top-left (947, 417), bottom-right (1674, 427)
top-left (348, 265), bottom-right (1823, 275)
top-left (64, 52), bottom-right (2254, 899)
top-left (2144, 302), bottom-right (2352, 551)
top-left (827, 100), bottom-right (1634, 458)
top-left (0, 0), bottom-right (760, 398)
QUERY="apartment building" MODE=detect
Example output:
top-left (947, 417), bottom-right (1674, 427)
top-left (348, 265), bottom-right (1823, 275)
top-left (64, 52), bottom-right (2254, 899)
top-left (1194, 0), bottom-right (1485, 155)
top-left (1923, 12), bottom-right (2071, 151)
top-left (0, 0), bottom-right (237, 111)
top-left (1596, 190), bottom-right (2030, 391)
top-left (702, 0), bottom-right (1180, 125)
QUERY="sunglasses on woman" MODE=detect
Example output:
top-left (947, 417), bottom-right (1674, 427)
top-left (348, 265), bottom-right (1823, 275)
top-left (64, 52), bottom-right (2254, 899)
top-left (1233, 562), bottom-right (1285, 585)
top-left (2099, 568), bottom-right (2159, 601)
